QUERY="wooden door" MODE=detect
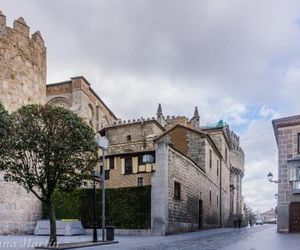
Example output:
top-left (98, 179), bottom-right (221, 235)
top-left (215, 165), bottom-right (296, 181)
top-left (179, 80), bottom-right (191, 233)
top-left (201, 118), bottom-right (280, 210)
top-left (289, 202), bottom-right (300, 233)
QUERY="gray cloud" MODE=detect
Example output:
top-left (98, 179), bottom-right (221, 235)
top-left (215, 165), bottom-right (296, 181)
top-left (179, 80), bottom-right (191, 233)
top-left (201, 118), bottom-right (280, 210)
top-left (1, 0), bottom-right (300, 212)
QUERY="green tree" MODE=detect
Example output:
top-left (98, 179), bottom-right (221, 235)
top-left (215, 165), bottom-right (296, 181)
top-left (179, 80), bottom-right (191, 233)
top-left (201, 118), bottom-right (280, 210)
top-left (0, 104), bottom-right (98, 246)
top-left (0, 102), bottom-right (11, 149)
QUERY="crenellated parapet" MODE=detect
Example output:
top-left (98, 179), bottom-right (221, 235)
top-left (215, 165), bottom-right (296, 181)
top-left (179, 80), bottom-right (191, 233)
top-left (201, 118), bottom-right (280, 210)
top-left (0, 10), bottom-right (46, 112)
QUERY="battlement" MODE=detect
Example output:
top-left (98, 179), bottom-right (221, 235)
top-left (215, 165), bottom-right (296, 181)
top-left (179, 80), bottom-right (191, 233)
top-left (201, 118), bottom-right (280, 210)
top-left (0, 10), bottom-right (44, 47)
top-left (112, 117), bottom-right (157, 126)
top-left (0, 9), bottom-right (46, 113)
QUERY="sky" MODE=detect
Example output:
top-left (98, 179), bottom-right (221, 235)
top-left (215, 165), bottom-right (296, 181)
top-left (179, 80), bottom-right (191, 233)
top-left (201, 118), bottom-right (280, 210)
top-left (2, 0), bottom-right (300, 213)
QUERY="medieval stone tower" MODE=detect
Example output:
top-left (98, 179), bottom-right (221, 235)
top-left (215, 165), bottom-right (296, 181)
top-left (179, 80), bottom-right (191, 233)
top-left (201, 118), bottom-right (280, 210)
top-left (0, 10), bottom-right (46, 234)
top-left (0, 10), bottom-right (46, 111)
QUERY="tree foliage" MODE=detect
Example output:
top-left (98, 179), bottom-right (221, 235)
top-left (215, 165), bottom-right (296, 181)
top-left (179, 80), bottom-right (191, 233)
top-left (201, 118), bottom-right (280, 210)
top-left (0, 104), bottom-right (98, 245)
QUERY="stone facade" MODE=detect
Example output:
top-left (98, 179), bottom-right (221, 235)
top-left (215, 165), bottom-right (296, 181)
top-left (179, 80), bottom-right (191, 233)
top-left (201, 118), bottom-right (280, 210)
top-left (46, 76), bottom-right (117, 131)
top-left (99, 120), bottom-right (164, 188)
top-left (0, 14), bottom-right (46, 112)
top-left (202, 124), bottom-right (244, 222)
top-left (0, 12), bottom-right (46, 235)
top-left (103, 105), bottom-right (244, 235)
top-left (273, 116), bottom-right (300, 233)
top-left (260, 208), bottom-right (277, 222)
top-left (151, 125), bottom-right (231, 235)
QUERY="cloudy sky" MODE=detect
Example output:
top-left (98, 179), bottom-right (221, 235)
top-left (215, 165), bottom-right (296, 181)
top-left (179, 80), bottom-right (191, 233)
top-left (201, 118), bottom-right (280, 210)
top-left (2, 0), bottom-right (300, 213)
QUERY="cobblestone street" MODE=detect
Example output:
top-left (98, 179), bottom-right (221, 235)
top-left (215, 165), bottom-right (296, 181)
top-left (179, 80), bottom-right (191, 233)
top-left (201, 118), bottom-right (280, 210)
top-left (1, 225), bottom-right (299, 250)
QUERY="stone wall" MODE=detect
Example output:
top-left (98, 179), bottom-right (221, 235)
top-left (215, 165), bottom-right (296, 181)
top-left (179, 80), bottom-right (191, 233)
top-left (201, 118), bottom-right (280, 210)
top-left (151, 142), bottom-right (229, 235)
top-left (276, 125), bottom-right (300, 232)
top-left (168, 147), bottom-right (221, 233)
top-left (0, 16), bottom-right (46, 112)
top-left (46, 76), bottom-right (117, 131)
top-left (106, 121), bottom-right (163, 154)
top-left (0, 13), bottom-right (46, 235)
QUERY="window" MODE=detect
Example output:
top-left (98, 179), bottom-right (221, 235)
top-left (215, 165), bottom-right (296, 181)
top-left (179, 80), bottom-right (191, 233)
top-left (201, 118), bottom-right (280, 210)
top-left (125, 157), bottom-right (133, 174)
top-left (209, 150), bottom-right (212, 168)
top-left (142, 154), bottom-right (154, 164)
top-left (217, 160), bottom-right (219, 176)
top-left (298, 134), bottom-right (300, 154)
top-left (217, 195), bottom-right (219, 207)
top-left (105, 170), bottom-right (110, 180)
top-left (127, 135), bottom-right (132, 141)
top-left (209, 190), bottom-right (212, 203)
top-left (138, 154), bottom-right (155, 165)
top-left (99, 166), bottom-right (110, 180)
top-left (109, 157), bottom-right (115, 169)
top-left (289, 166), bottom-right (300, 181)
top-left (225, 148), bottom-right (228, 163)
top-left (174, 181), bottom-right (181, 200)
top-left (96, 106), bottom-right (100, 121)
top-left (137, 177), bottom-right (143, 187)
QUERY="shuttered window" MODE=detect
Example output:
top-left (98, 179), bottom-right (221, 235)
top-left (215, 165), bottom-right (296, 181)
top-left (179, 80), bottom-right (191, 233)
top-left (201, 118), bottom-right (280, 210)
top-left (125, 157), bottom-right (132, 174)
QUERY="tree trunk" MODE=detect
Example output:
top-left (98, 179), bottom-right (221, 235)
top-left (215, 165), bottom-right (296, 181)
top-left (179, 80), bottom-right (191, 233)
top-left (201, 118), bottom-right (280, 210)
top-left (48, 200), bottom-right (57, 247)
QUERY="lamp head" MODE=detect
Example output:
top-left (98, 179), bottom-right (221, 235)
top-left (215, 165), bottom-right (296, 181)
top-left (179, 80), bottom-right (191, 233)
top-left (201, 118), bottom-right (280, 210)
top-left (267, 172), bottom-right (273, 182)
top-left (95, 133), bottom-right (108, 149)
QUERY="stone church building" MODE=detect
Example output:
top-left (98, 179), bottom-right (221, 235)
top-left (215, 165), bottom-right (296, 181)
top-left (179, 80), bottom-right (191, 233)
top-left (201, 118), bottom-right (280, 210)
top-left (0, 11), bottom-right (116, 234)
top-left (0, 11), bottom-right (245, 235)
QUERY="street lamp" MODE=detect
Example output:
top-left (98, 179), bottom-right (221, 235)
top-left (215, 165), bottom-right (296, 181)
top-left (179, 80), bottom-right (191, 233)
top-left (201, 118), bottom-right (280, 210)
top-left (91, 170), bottom-right (100, 242)
top-left (95, 133), bottom-right (109, 242)
top-left (267, 172), bottom-right (278, 183)
top-left (274, 193), bottom-right (278, 200)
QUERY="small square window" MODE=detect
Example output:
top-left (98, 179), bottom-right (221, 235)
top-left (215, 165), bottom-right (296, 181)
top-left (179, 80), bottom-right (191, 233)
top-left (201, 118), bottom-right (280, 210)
top-left (127, 135), bottom-right (132, 141)
top-left (174, 181), bottom-right (181, 200)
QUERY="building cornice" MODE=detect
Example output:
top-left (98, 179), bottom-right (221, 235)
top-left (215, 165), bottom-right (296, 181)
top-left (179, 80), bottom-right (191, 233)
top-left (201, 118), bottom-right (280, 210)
top-left (272, 115), bottom-right (300, 144)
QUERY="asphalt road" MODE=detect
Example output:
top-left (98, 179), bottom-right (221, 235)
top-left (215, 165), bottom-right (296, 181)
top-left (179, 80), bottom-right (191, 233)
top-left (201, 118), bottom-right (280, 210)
top-left (1, 224), bottom-right (299, 250)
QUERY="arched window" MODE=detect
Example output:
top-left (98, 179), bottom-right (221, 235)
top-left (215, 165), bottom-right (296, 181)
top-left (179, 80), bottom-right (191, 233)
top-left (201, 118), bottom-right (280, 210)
top-left (47, 97), bottom-right (71, 109)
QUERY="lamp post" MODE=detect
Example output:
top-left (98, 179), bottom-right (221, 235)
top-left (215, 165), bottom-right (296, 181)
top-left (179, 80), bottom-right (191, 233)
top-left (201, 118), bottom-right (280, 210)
top-left (267, 172), bottom-right (278, 183)
top-left (91, 170), bottom-right (100, 242)
top-left (95, 133), bottom-right (109, 242)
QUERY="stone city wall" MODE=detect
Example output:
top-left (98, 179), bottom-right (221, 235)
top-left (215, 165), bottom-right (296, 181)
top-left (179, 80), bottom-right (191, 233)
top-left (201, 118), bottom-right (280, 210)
top-left (0, 13), bottom-right (46, 234)
top-left (0, 16), bottom-right (46, 112)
